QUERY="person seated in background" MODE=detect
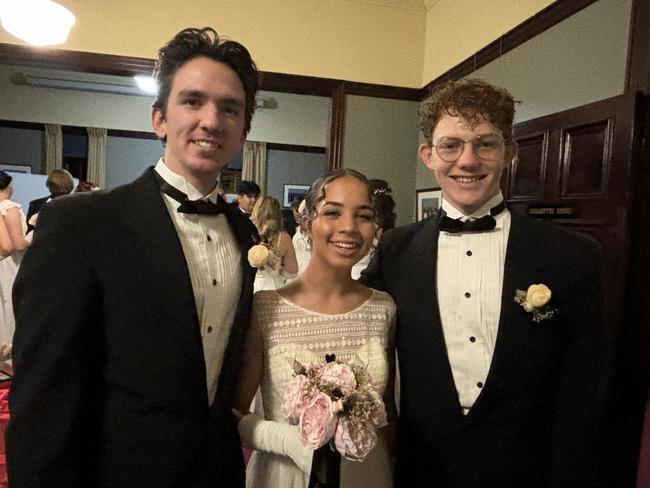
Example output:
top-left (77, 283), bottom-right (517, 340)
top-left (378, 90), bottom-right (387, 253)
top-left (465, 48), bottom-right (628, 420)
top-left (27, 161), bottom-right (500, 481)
top-left (235, 180), bottom-right (260, 216)
top-left (26, 168), bottom-right (74, 233)
top-left (351, 179), bottom-right (396, 279)
top-left (251, 196), bottom-right (298, 292)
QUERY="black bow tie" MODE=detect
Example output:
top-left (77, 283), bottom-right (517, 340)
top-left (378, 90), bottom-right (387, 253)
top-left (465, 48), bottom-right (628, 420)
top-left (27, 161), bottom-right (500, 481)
top-left (439, 200), bottom-right (506, 234)
top-left (153, 170), bottom-right (227, 216)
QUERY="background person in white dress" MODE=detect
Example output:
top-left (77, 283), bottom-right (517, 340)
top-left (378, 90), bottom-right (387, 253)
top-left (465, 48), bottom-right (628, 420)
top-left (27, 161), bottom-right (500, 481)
top-left (251, 196), bottom-right (298, 292)
top-left (234, 168), bottom-right (397, 488)
top-left (351, 179), bottom-right (396, 280)
top-left (0, 171), bottom-right (29, 353)
top-left (0, 216), bottom-right (14, 375)
top-left (290, 198), bottom-right (311, 278)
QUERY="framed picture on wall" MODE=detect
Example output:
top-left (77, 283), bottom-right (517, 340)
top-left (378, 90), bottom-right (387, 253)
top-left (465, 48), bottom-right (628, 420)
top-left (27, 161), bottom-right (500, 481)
top-left (0, 164), bottom-right (32, 174)
top-left (416, 187), bottom-right (442, 221)
top-left (283, 184), bottom-right (309, 208)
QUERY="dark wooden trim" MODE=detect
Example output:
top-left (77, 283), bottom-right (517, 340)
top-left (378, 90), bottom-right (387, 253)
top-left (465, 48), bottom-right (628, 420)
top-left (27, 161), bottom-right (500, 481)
top-left (107, 129), bottom-right (157, 140)
top-left (0, 119), bottom-right (44, 131)
top-left (266, 143), bottom-right (326, 154)
top-left (344, 81), bottom-right (421, 101)
top-left (0, 44), bottom-right (421, 101)
top-left (626, 0), bottom-right (650, 94)
top-left (0, 43), bottom-right (154, 76)
top-left (422, 0), bottom-right (600, 95)
top-left (259, 71), bottom-right (339, 97)
top-left (327, 83), bottom-right (346, 170)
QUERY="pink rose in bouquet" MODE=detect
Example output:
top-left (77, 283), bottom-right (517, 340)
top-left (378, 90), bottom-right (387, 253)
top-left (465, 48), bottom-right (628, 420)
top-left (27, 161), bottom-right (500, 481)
top-left (281, 374), bottom-right (313, 424)
top-left (282, 354), bottom-right (388, 462)
top-left (299, 391), bottom-right (338, 449)
top-left (334, 416), bottom-right (378, 462)
top-left (320, 362), bottom-right (356, 395)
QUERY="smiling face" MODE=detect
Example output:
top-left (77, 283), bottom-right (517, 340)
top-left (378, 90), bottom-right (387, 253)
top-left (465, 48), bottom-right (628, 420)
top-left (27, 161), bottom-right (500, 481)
top-left (151, 56), bottom-right (246, 192)
top-left (309, 176), bottom-right (375, 270)
top-left (418, 113), bottom-right (516, 215)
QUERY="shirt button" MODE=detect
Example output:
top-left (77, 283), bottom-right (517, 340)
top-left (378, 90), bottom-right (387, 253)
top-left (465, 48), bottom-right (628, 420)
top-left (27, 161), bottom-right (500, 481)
top-left (477, 382), bottom-right (483, 389)
top-left (212, 279), bottom-right (217, 286)
top-left (464, 292), bottom-right (471, 298)
top-left (469, 336), bottom-right (476, 343)
top-left (466, 250), bottom-right (472, 256)
top-left (207, 235), bottom-right (212, 242)
top-left (207, 326), bottom-right (213, 333)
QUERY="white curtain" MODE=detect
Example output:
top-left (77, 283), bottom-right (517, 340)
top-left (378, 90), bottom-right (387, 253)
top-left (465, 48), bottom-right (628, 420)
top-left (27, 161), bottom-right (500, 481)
top-left (44, 124), bottom-right (63, 173)
top-left (86, 127), bottom-right (107, 188)
top-left (242, 141), bottom-right (267, 195)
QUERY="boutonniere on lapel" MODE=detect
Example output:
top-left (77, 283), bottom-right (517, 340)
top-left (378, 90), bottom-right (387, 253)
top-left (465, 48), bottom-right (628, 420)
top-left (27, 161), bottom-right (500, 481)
top-left (247, 242), bottom-right (277, 270)
top-left (514, 284), bottom-right (558, 323)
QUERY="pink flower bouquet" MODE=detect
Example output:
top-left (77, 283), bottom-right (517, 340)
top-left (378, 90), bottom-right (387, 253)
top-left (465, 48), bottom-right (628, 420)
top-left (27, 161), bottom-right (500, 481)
top-left (281, 354), bottom-right (388, 462)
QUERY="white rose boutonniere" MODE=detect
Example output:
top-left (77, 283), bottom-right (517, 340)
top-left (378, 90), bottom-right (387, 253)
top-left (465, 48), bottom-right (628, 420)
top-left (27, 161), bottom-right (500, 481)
top-left (514, 284), bottom-right (557, 322)
top-left (247, 243), bottom-right (277, 269)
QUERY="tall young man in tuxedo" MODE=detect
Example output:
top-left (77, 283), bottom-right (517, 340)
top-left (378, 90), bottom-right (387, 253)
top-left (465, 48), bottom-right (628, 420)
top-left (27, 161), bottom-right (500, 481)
top-left (7, 27), bottom-right (260, 488)
top-left (361, 79), bottom-right (605, 487)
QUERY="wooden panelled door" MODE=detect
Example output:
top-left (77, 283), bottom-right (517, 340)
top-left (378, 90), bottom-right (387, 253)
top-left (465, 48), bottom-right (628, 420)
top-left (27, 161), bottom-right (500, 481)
top-left (504, 92), bottom-right (649, 485)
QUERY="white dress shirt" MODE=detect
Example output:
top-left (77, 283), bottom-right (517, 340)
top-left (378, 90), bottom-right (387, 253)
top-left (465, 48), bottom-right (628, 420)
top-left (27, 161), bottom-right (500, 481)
top-left (436, 192), bottom-right (511, 414)
top-left (155, 160), bottom-right (242, 404)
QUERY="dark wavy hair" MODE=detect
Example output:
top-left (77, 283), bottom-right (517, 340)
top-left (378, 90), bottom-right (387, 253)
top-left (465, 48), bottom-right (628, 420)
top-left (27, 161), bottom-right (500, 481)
top-left (368, 179), bottom-right (396, 231)
top-left (419, 78), bottom-right (515, 144)
top-left (0, 171), bottom-right (12, 190)
top-left (152, 27), bottom-right (259, 135)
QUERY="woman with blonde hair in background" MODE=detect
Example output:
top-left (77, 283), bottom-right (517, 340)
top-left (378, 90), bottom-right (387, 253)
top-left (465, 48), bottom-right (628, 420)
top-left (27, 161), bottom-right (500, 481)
top-left (251, 195), bottom-right (298, 292)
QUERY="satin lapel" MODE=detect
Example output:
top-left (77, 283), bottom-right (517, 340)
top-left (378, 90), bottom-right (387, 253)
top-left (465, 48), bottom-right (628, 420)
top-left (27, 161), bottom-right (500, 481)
top-left (468, 213), bottom-right (543, 417)
top-left (407, 214), bottom-right (464, 418)
top-left (120, 168), bottom-right (202, 342)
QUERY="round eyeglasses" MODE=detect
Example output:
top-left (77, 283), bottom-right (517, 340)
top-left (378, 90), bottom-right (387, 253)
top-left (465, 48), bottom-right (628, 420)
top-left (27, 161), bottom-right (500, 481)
top-left (432, 135), bottom-right (506, 162)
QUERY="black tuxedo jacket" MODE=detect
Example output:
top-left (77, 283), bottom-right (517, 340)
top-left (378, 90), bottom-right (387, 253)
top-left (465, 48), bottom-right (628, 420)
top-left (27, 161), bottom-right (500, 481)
top-left (6, 168), bottom-right (258, 488)
top-left (25, 195), bottom-right (50, 233)
top-left (361, 210), bottom-right (604, 487)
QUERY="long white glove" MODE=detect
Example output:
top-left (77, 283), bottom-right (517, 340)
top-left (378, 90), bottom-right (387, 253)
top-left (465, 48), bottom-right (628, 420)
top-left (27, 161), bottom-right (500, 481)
top-left (238, 413), bottom-right (313, 474)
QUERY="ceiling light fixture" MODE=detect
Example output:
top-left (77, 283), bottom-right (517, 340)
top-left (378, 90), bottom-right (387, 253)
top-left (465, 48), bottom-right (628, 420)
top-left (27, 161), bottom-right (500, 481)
top-left (0, 0), bottom-right (76, 46)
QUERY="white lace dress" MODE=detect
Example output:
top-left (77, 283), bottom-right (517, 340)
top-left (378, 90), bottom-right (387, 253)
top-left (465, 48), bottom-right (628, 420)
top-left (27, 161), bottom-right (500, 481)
top-left (0, 199), bottom-right (26, 346)
top-left (246, 289), bottom-right (396, 488)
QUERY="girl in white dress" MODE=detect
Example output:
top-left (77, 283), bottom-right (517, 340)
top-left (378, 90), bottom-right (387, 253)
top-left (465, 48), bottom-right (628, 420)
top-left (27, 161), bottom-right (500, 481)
top-left (0, 171), bottom-right (30, 367)
top-left (251, 196), bottom-right (299, 292)
top-left (235, 169), bottom-right (397, 488)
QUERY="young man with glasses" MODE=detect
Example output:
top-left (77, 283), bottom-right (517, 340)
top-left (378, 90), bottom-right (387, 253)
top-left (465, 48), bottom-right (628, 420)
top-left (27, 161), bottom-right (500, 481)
top-left (361, 79), bottom-right (604, 487)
